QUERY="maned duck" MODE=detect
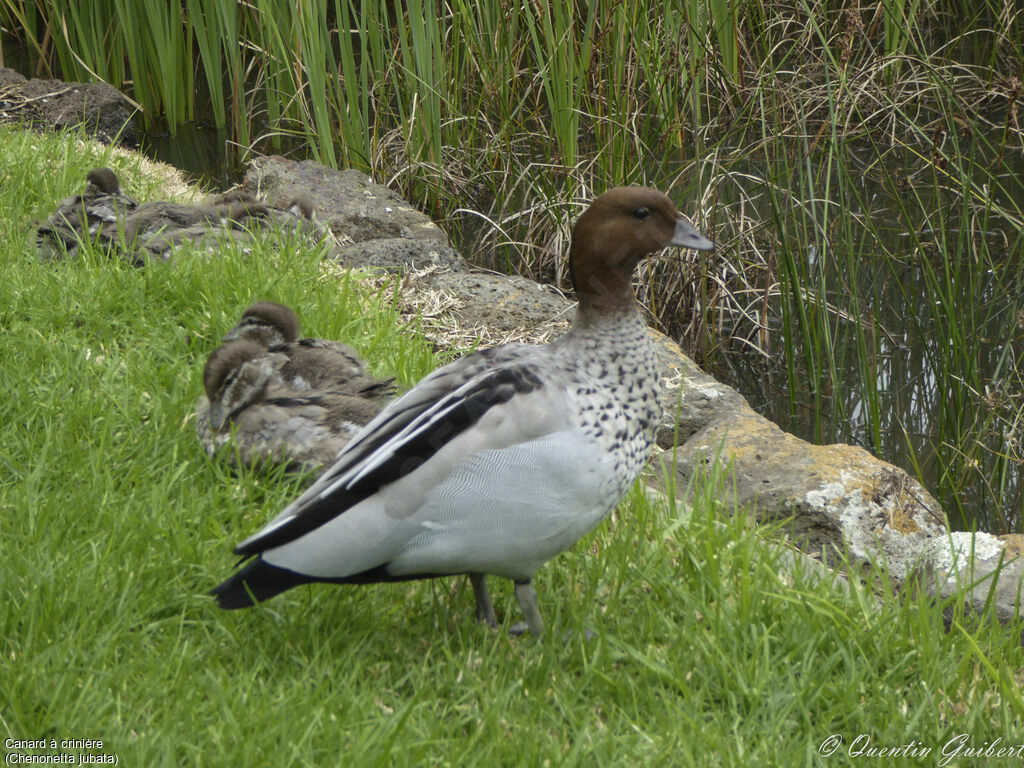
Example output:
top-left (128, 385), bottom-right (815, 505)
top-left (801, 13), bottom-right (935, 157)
top-left (210, 186), bottom-right (714, 637)
top-left (222, 301), bottom-right (394, 398)
top-left (196, 340), bottom-right (384, 472)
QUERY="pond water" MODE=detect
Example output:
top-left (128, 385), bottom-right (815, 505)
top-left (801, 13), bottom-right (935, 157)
top-left (713, 144), bottom-right (1024, 534)
top-left (140, 126), bottom-right (245, 189)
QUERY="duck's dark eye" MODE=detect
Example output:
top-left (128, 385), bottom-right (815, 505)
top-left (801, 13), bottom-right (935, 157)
top-left (633, 206), bottom-right (651, 220)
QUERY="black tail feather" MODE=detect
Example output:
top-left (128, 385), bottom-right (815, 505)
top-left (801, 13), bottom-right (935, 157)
top-left (211, 558), bottom-right (461, 610)
top-left (210, 557), bottom-right (315, 609)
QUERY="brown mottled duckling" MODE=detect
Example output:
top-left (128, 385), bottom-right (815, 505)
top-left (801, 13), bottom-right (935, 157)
top-left (222, 301), bottom-right (394, 398)
top-left (36, 167), bottom-right (139, 260)
top-left (196, 340), bottom-right (386, 473)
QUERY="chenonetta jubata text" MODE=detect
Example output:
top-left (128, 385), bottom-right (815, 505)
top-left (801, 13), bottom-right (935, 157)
top-left (222, 301), bottom-right (394, 397)
top-left (36, 167), bottom-right (138, 260)
top-left (210, 187), bottom-right (714, 636)
top-left (196, 340), bottom-right (385, 473)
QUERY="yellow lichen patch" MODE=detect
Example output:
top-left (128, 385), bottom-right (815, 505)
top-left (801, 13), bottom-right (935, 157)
top-left (999, 533), bottom-right (1024, 559)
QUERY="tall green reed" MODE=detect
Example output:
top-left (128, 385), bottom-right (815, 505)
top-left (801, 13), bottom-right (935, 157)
top-left (880, 0), bottom-right (923, 61)
top-left (750, 55), bottom-right (1024, 529)
top-left (119, 0), bottom-right (193, 130)
top-left (186, 0), bottom-right (244, 144)
top-left (521, 1), bottom-right (596, 172)
top-left (334, 0), bottom-right (374, 168)
top-left (53, 0), bottom-right (126, 88)
top-left (394, 0), bottom-right (445, 169)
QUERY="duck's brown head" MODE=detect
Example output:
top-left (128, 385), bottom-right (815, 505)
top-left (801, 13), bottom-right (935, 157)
top-left (203, 339), bottom-right (279, 430)
top-left (568, 186), bottom-right (714, 312)
top-left (86, 167), bottom-right (121, 196)
top-left (222, 301), bottom-right (301, 347)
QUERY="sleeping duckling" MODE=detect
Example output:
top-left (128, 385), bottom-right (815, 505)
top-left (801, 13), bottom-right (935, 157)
top-left (195, 340), bottom-right (386, 474)
top-left (222, 301), bottom-right (394, 398)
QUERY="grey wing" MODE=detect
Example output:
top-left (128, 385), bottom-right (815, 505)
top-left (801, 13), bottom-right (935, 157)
top-left (386, 430), bottom-right (614, 579)
top-left (262, 424), bottom-right (613, 581)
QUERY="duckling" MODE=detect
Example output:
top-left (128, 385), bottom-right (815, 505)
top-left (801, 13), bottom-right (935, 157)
top-left (218, 197), bottom-right (274, 227)
top-left (289, 195), bottom-right (334, 239)
top-left (222, 301), bottom-right (394, 398)
top-left (36, 167), bottom-right (138, 260)
top-left (134, 225), bottom-right (257, 263)
top-left (100, 194), bottom-right (281, 262)
top-left (196, 340), bottom-right (385, 473)
top-left (229, 193), bottom-right (326, 240)
top-left (210, 190), bottom-right (312, 223)
top-left (106, 201), bottom-right (224, 243)
top-left (209, 189), bottom-right (263, 207)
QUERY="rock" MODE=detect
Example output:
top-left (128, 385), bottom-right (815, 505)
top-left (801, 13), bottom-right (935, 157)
top-left (334, 237), bottom-right (468, 273)
top-left (418, 269), bottom-right (573, 337)
top-left (647, 338), bottom-right (1024, 631)
top-left (649, 330), bottom-right (750, 449)
top-left (926, 532), bottom-right (1024, 625)
top-left (656, 405), bottom-right (948, 580)
top-left (362, 265), bottom-right (576, 352)
top-left (242, 157), bottom-right (448, 244)
top-left (339, 264), bottom-right (573, 354)
top-left (0, 68), bottom-right (136, 145)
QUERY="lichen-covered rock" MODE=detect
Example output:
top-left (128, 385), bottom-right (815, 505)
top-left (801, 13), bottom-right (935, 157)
top-left (926, 532), bottom-right (1024, 624)
top-left (649, 330), bottom-right (749, 449)
top-left (659, 406), bottom-right (948, 579)
top-left (243, 157), bottom-right (447, 244)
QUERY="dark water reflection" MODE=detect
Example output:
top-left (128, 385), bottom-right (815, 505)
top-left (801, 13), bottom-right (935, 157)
top-left (140, 125), bottom-right (245, 190)
top-left (713, 144), bottom-right (1024, 533)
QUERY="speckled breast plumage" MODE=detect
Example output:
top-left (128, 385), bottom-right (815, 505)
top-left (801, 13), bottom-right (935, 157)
top-left (556, 307), bottom-right (663, 506)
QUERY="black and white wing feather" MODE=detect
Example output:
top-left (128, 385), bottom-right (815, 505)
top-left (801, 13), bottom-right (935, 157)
top-left (233, 344), bottom-right (559, 555)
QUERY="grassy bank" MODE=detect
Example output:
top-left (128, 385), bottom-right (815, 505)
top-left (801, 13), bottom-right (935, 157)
top-left (1, 125), bottom-right (1022, 766)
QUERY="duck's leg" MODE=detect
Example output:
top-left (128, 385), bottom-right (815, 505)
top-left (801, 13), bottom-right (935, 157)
top-left (510, 579), bottom-right (544, 637)
top-left (470, 573), bottom-right (497, 628)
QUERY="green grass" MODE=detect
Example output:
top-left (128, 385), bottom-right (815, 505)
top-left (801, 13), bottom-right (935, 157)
top-left (1, 126), bottom-right (1022, 765)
